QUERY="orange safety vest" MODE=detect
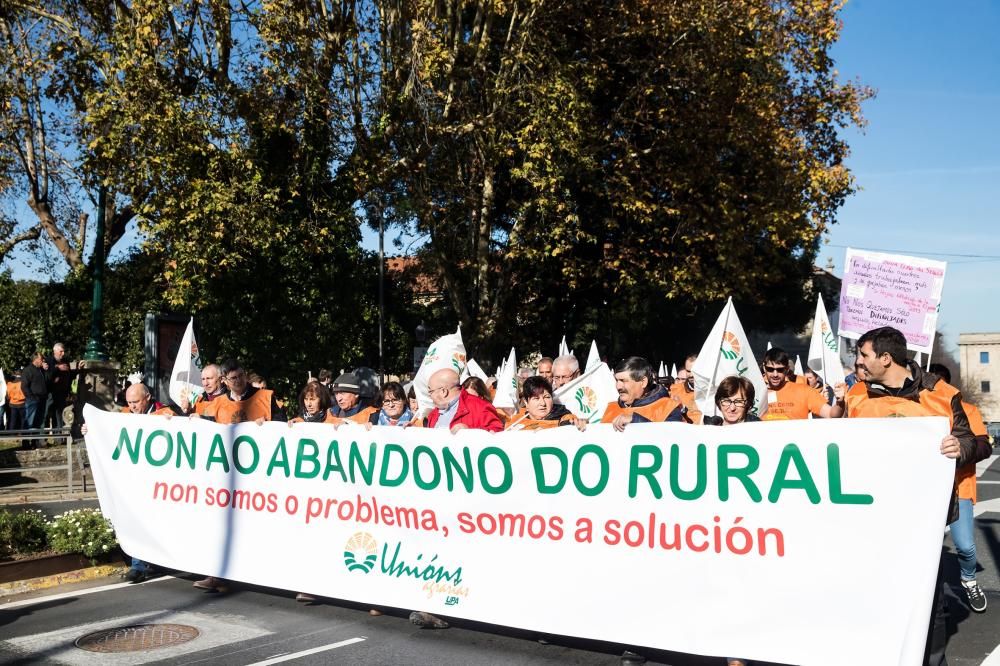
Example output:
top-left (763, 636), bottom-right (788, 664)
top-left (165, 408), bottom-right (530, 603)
top-left (845, 380), bottom-right (958, 424)
top-left (213, 389), bottom-right (275, 424)
top-left (6, 381), bottom-right (25, 406)
top-left (669, 384), bottom-right (703, 425)
top-left (120, 404), bottom-right (174, 416)
top-left (957, 402), bottom-right (988, 502)
top-left (761, 381), bottom-right (826, 421)
top-left (602, 394), bottom-right (682, 424)
top-left (328, 406), bottom-right (378, 426)
top-left (505, 408), bottom-right (573, 431)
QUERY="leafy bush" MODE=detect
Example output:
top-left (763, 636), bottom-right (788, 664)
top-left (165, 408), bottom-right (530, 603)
top-left (46, 509), bottom-right (118, 559)
top-left (0, 509), bottom-right (49, 558)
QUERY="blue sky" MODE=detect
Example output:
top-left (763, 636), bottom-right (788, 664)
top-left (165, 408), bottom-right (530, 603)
top-left (824, 0), bottom-right (1000, 352)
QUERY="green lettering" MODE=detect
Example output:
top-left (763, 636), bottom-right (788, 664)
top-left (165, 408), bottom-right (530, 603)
top-left (233, 435), bottom-right (260, 474)
top-left (144, 430), bottom-right (173, 467)
top-left (531, 447), bottom-right (568, 494)
top-left (113, 427), bottom-right (142, 463)
top-left (176, 432), bottom-right (196, 469)
top-left (628, 445), bottom-right (663, 499)
top-left (413, 446), bottom-right (442, 490)
top-left (717, 444), bottom-right (762, 502)
top-left (669, 443), bottom-right (707, 500)
top-left (322, 440), bottom-right (346, 481)
top-left (379, 444), bottom-right (409, 487)
top-left (768, 444), bottom-right (820, 504)
top-left (443, 447), bottom-right (474, 492)
top-left (349, 441), bottom-right (377, 484)
top-left (295, 438), bottom-right (320, 478)
top-left (267, 437), bottom-right (291, 477)
top-left (206, 433), bottom-right (230, 473)
top-left (573, 444), bottom-right (609, 497)
top-left (478, 447), bottom-right (512, 494)
top-left (827, 443), bottom-right (873, 504)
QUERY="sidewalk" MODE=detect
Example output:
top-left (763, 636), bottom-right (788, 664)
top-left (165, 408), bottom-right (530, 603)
top-left (0, 481), bottom-right (97, 507)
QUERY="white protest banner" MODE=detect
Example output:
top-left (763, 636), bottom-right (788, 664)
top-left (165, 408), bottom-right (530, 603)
top-left (807, 294), bottom-right (846, 387)
top-left (84, 405), bottom-right (952, 666)
top-left (838, 248), bottom-right (947, 354)
top-left (670, 363), bottom-right (678, 378)
top-left (414, 326), bottom-right (467, 413)
top-left (794, 355), bottom-right (804, 376)
top-left (552, 362), bottom-right (618, 423)
top-left (168, 318), bottom-right (203, 407)
top-left (691, 298), bottom-right (767, 419)
top-left (492, 348), bottom-right (518, 410)
top-left (657, 361), bottom-right (665, 378)
top-left (586, 340), bottom-right (601, 373)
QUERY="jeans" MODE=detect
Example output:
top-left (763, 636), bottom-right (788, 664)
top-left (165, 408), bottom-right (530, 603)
top-left (24, 399), bottom-right (43, 429)
top-left (6, 406), bottom-right (25, 430)
top-left (949, 498), bottom-right (977, 581)
top-left (130, 558), bottom-right (152, 573)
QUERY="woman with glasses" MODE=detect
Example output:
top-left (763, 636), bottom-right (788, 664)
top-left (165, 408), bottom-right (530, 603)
top-left (703, 376), bottom-right (759, 426)
top-left (368, 381), bottom-right (416, 427)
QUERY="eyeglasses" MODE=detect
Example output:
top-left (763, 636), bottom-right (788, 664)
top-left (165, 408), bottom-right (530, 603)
top-left (382, 398), bottom-right (404, 405)
top-left (720, 398), bottom-right (748, 407)
top-left (763, 366), bottom-right (787, 374)
top-left (428, 385), bottom-right (457, 397)
top-left (225, 373), bottom-right (244, 383)
top-left (553, 374), bottom-right (576, 381)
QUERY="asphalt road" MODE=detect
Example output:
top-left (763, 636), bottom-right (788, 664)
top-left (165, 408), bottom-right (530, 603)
top-left (0, 458), bottom-right (998, 666)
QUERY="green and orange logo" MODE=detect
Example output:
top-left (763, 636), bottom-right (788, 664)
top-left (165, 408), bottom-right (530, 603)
top-left (720, 331), bottom-right (742, 360)
top-left (344, 532), bottom-right (378, 574)
top-left (574, 386), bottom-right (598, 415)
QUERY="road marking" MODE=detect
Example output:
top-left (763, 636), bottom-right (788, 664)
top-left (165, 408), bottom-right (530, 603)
top-left (246, 637), bottom-right (367, 665)
top-left (977, 454), bottom-right (998, 476)
top-left (982, 642), bottom-right (1000, 666)
top-left (0, 574), bottom-right (171, 610)
top-left (974, 497), bottom-right (1000, 518)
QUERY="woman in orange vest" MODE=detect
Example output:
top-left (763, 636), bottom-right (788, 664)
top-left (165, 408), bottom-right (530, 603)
top-left (506, 377), bottom-right (575, 430)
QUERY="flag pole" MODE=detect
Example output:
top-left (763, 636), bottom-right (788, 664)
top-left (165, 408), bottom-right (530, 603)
top-left (705, 299), bottom-right (731, 419)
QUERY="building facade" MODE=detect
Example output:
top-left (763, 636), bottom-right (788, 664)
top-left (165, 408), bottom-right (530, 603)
top-left (958, 333), bottom-right (1000, 438)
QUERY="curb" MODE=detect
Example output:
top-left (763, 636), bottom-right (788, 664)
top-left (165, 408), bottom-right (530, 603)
top-left (0, 564), bottom-right (124, 597)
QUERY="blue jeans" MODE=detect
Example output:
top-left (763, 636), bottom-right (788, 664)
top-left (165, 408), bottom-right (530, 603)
top-left (949, 498), bottom-right (977, 581)
top-left (24, 399), bottom-right (43, 429)
top-left (130, 558), bottom-right (152, 573)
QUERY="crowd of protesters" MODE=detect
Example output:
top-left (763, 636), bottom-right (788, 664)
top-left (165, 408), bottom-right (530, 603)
top-left (27, 324), bottom-right (996, 666)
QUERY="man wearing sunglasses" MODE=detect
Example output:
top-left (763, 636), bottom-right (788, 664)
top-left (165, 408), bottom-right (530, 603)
top-left (759, 347), bottom-right (844, 420)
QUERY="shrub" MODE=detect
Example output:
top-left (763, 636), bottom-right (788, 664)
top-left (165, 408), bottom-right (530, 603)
top-left (0, 509), bottom-right (49, 558)
top-left (46, 509), bottom-right (118, 559)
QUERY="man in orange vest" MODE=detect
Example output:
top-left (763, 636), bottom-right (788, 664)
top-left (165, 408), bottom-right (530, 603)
top-left (927, 363), bottom-right (990, 614)
top-left (6, 372), bottom-right (26, 431)
top-left (848, 327), bottom-right (978, 665)
top-left (603, 356), bottom-right (684, 431)
top-left (670, 365), bottom-right (703, 425)
top-left (760, 347), bottom-right (844, 420)
top-left (178, 364), bottom-right (226, 416)
top-left (205, 360), bottom-right (286, 425)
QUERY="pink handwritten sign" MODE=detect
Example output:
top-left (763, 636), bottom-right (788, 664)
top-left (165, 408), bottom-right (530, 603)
top-left (838, 248), bottom-right (947, 354)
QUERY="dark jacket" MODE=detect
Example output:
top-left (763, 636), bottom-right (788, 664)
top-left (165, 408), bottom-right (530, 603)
top-left (21, 364), bottom-right (47, 402)
top-left (45, 355), bottom-right (72, 396)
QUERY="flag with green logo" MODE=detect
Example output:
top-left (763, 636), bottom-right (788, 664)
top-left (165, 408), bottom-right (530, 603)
top-left (553, 362), bottom-right (617, 423)
top-left (492, 348), bottom-right (518, 410)
top-left (414, 326), bottom-right (467, 414)
top-left (691, 298), bottom-right (767, 419)
top-left (585, 340), bottom-right (600, 373)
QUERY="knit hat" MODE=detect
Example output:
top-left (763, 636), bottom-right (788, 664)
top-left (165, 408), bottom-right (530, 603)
top-left (331, 373), bottom-right (361, 394)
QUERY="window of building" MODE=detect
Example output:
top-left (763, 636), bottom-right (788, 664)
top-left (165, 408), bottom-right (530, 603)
top-left (982, 381), bottom-right (991, 394)
top-left (981, 351), bottom-right (990, 364)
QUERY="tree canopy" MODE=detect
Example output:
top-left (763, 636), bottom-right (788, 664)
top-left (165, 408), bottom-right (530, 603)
top-left (0, 0), bottom-right (870, 392)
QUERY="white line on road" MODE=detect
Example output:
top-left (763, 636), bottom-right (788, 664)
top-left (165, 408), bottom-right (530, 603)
top-left (245, 637), bottom-right (366, 665)
top-left (0, 573), bottom-right (171, 610)
top-left (982, 642), bottom-right (1000, 666)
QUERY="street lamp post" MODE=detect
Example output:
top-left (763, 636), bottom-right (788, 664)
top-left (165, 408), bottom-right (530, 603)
top-left (83, 185), bottom-right (109, 361)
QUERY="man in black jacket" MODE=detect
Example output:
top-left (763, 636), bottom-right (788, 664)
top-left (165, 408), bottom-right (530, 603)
top-left (20, 353), bottom-right (47, 430)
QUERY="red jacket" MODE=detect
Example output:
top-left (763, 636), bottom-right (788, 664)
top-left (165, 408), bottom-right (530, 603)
top-left (426, 389), bottom-right (504, 432)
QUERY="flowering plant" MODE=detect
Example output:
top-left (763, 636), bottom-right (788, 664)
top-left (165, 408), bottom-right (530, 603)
top-left (46, 509), bottom-right (118, 559)
top-left (0, 509), bottom-right (48, 558)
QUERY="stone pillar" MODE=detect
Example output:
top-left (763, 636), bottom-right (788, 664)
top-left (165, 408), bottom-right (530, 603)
top-left (72, 359), bottom-right (121, 437)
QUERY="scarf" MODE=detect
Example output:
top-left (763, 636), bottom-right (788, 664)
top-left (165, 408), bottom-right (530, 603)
top-left (378, 406), bottom-right (414, 427)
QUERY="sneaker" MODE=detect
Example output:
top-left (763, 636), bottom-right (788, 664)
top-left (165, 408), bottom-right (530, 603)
top-left (962, 580), bottom-right (988, 613)
top-left (409, 611), bottom-right (449, 629)
top-left (124, 568), bottom-right (149, 584)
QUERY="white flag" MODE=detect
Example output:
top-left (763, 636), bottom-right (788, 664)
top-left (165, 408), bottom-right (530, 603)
top-left (670, 363), bottom-right (678, 378)
top-left (807, 294), bottom-right (846, 387)
top-left (492, 348), bottom-right (519, 410)
top-left (794, 355), bottom-right (804, 376)
top-left (413, 326), bottom-right (467, 414)
top-left (658, 361), bottom-right (666, 378)
top-left (168, 319), bottom-right (203, 406)
top-left (913, 351), bottom-right (923, 366)
top-left (691, 298), bottom-right (767, 419)
top-left (586, 340), bottom-right (601, 373)
top-left (767, 341), bottom-right (773, 350)
top-left (559, 335), bottom-right (571, 358)
top-left (553, 362), bottom-right (618, 423)
top-left (464, 358), bottom-right (489, 383)
top-left (0, 368), bottom-right (6, 408)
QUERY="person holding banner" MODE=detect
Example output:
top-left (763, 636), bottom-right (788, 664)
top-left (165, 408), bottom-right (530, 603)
top-left (367, 381), bottom-right (417, 427)
top-left (703, 376), bottom-right (760, 426)
top-left (759, 348), bottom-right (844, 421)
top-left (551, 354), bottom-right (581, 390)
top-left (289, 382), bottom-right (337, 424)
top-left (848, 327), bottom-right (979, 665)
top-left (603, 357), bottom-right (685, 431)
top-left (425, 368), bottom-right (503, 432)
top-left (180, 364), bottom-right (226, 416)
top-left (506, 377), bottom-right (575, 430)
top-left (928, 363), bottom-right (990, 614)
top-left (211, 360), bottom-right (286, 424)
top-left (669, 366), bottom-right (703, 425)
top-left (328, 372), bottom-right (377, 424)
